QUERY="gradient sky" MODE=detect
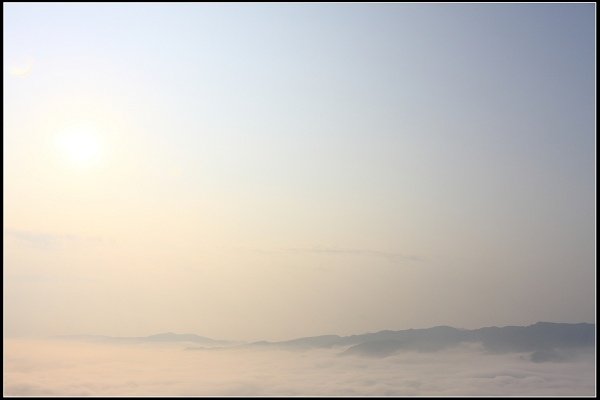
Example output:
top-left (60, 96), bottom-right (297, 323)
top-left (3, 3), bottom-right (595, 341)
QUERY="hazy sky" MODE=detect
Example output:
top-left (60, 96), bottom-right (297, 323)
top-left (3, 3), bottom-right (595, 341)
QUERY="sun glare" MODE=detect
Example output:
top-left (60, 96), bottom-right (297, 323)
top-left (56, 125), bottom-right (103, 168)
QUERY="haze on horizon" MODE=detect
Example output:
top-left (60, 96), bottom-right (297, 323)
top-left (3, 2), bottom-right (595, 345)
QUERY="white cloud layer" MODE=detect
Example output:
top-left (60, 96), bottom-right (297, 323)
top-left (3, 339), bottom-right (595, 396)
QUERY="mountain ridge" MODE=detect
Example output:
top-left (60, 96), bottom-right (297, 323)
top-left (242, 322), bottom-right (595, 361)
top-left (52, 321), bottom-right (595, 362)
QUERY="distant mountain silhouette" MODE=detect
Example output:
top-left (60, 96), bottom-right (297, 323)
top-left (244, 322), bottom-right (595, 360)
top-left (248, 335), bottom-right (344, 349)
top-left (53, 322), bottom-right (595, 362)
top-left (471, 322), bottom-right (594, 353)
top-left (53, 332), bottom-right (237, 347)
top-left (345, 322), bottom-right (594, 358)
top-left (340, 326), bottom-right (469, 356)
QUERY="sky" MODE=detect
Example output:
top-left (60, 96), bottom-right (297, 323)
top-left (3, 3), bottom-right (596, 342)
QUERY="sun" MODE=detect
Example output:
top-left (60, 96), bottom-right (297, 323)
top-left (56, 125), bottom-right (103, 168)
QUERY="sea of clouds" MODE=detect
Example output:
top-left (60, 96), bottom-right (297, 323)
top-left (3, 338), bottom-right (595, 396)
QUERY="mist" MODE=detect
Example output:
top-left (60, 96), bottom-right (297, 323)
top-left (4, 336), bottom-right (595, 396)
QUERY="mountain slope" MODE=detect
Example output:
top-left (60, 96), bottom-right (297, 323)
top-left (244, 322), bottom-right (595, 359)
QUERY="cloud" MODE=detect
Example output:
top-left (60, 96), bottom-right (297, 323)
top-left (284, 246), bottom-right (421, 263)
top-left (4, 229), bottom-right (104, 249)
top-left (3, 339), bottom-right (595, 396)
